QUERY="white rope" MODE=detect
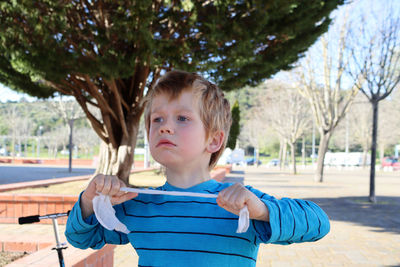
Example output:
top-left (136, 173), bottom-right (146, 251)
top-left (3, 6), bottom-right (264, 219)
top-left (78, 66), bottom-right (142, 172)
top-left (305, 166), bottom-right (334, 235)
top-left (93, 187), bottom-right (250, 234)
top-left (120, 187), bottom-right (218, 198)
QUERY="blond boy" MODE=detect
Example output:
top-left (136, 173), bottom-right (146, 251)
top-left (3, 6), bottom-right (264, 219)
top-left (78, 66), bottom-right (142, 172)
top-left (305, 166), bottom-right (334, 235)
top-left (66, 70), bottom-right (329, 266)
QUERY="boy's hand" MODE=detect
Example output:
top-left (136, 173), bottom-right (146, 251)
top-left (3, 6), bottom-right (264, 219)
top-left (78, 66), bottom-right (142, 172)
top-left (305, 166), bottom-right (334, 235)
top-left (217, 183), bottom-right (269, 222)
top-left (81, 174), bottom-right (138, 219)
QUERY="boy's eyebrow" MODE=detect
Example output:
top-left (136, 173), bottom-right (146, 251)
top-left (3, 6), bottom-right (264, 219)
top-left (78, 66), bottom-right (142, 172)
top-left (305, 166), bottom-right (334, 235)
top-left (151, 106), bottom-right (196, 115)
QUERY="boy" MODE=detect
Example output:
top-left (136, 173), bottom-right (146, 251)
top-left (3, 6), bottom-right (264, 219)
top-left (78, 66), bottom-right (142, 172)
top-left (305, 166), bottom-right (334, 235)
top-left (65, 70), bottom-right (330, 266)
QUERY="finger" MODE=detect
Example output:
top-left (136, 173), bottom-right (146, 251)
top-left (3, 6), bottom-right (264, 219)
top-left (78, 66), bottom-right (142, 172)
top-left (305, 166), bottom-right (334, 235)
top-left (218, 183), bottom-right (239, 210)
top-left (100, 175), bottom-right (112, 195)
top-left (111, 192), bottom-right (138, 205)
top-left (95, 175), bottom-right (106, 193)
top-left (227, 185), bottom-right (245, 210)
top-left (108, 177), bottom-right (122, 196)
top-left (217, 186), bottom-right (230, 206)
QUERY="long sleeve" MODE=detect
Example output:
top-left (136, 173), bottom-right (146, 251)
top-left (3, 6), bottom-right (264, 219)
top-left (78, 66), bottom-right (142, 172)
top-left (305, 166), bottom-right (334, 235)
top-left (247, 186), bottom-right (330, 244)
top-left (65, 192), bottom-right (129, 249)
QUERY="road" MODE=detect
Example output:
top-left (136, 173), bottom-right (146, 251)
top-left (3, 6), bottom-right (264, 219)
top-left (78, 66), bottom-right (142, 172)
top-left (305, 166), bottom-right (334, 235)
top-left (0, 164), bottom-right (95, 185)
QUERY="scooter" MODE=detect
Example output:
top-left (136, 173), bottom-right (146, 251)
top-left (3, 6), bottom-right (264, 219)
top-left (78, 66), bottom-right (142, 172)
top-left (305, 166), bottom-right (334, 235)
top-left (19, 211), bottom-right (70, 267)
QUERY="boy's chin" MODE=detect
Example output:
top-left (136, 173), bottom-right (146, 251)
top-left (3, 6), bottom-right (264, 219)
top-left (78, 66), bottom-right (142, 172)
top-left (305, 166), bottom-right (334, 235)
top-left (153, 156), bottom-right (181, 168)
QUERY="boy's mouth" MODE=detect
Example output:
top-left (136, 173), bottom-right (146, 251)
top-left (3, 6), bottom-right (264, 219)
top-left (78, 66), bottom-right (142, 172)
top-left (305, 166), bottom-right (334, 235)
top-left (156, 139), bottom-right (176, 147)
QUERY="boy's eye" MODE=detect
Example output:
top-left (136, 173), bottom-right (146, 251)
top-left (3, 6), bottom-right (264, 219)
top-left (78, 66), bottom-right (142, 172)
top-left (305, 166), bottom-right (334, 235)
top-left (153, 117), bottom-right (163, 123)
top-left (177, 115), bottom-right (188, 122)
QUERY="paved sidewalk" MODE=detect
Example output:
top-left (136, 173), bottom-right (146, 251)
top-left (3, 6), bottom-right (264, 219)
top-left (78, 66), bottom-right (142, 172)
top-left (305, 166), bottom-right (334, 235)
top-left (113, 167), bottom-right (400, 266)
top-left (244, 167), bottom-right (400, 267)
top-left (2, 166), bottom-right (399, 266)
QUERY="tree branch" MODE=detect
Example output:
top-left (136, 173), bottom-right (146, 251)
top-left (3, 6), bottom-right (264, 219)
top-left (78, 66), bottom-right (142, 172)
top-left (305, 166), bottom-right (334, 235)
top-left (104, 78), bottom-right (129, 137)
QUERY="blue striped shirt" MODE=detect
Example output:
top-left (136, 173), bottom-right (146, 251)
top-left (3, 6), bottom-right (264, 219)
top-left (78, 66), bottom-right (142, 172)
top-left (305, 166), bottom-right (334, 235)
top-left (65, 179), bottom-right (330, 266)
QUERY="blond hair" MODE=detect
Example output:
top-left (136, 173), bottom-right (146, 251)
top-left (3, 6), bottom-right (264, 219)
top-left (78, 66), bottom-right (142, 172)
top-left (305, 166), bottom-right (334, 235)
top-left (143, 70), bottom-right (232, 169)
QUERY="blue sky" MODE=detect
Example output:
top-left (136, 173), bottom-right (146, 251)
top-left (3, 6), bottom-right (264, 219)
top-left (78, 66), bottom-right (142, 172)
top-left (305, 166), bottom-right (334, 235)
top-left (0, 83), bottom-right (37, 103)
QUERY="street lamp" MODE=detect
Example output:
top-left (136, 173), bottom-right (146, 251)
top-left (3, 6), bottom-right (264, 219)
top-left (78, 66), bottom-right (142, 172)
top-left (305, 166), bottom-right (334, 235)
top-left (68, 119), bottom-right (75, 173)
top-left (36, 126), bottom-right (43, 158)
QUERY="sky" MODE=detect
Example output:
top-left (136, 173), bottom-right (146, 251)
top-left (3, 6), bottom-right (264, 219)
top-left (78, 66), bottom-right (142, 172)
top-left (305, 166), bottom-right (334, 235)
top-left (0, 83), bottom-right (37, 103)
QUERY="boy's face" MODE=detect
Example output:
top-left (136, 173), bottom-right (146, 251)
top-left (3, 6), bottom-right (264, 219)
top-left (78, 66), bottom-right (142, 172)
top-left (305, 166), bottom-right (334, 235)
top-left (148, 90), bottom-right (211, 169)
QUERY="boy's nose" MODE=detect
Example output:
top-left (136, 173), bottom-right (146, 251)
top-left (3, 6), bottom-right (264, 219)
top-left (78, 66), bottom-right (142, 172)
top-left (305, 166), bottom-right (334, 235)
top-left (159, 122), bottom-right (174, 135)
top-left (160, 128), bottom-right (173, 134)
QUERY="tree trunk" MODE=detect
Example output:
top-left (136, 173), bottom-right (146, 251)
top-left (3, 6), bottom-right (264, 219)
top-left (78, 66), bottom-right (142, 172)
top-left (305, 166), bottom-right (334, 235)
top-left (278, 138), bottom-right (284, 169)
top-left (290, 142), bottom-right (297, 174)
top-left (315, 131), bottom-right (332, 182)
top-left (369, 100), bottom-right (378, 203)
top-left (24, 139), bottom-right (27, 157)
top-left (95, 115), bottom-right (141, 184)
top-left (281, 140), bottom-right (287, 170)
top-left (378, 143), bottom-right (385, 168)
top-left (302, 137), bottom-right (306, 167)
top-left (362, 146), bottom-right (368, 169)
top-left (18, 138), bottom-right (22, 156)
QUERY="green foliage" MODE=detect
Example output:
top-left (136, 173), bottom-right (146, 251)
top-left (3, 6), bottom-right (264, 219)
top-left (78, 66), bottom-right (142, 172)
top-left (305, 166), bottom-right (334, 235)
top-left (227, 100), bottom-right (240, 149)
top-left (0, 1), bottom-right (344, 173)
top-left (225, 86), bottom-right (265, 121)
top-left (0, 0), bottom-right (343, 95)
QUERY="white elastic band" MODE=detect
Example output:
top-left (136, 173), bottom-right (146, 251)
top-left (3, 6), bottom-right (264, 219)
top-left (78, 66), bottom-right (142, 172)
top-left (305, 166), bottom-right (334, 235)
top-left (92, 187), bottom-right (250, 234)
top-left (92, 194), bottom-right (130, 234)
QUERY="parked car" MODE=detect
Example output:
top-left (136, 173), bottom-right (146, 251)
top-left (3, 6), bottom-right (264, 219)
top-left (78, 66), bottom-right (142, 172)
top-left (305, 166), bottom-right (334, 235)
top-left (267, 159), bottom-right (280, 167)
top-left (246, 158), bottom-right (262, 166)
top-left (381, 157), bottom-right (400, 171)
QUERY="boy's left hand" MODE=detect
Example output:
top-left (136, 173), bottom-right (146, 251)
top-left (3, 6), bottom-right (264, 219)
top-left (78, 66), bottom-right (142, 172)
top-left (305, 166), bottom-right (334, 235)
top-left (217, 183), bottom-right (269, 222)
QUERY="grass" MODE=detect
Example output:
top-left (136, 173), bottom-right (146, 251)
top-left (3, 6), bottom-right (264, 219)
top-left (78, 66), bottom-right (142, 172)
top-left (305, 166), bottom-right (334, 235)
top-left (7, 170), bottom-right (166, 195)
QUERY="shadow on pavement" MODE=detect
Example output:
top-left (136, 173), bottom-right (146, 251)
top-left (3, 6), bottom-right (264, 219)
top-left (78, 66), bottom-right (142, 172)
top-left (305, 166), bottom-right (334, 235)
top-left (306, 196), bottom-right (400, 235)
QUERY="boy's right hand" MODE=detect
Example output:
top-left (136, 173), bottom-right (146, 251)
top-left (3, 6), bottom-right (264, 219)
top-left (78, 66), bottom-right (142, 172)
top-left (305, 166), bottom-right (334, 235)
top-left (81, 174), bottom-right (138, 219)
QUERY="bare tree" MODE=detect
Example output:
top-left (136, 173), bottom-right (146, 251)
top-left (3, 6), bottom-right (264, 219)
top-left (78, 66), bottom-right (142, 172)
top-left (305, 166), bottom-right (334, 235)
top-left (349, 2), bottom-right (400, 202)
top-left (48, 97), bottom-right (86, 170)
top-left (261, 79), bottom-right (311, 174)
top-left (74, 127), bottom-right (100, 158)
top-left (349, 97), bottom-right (372, 167)
top-left (42, 125), bottom-right (69, 158)
top-left (331, 93), bottom-right (372, 168)
top-left (296, 9), bottom-right (363, 182)
top-left (377, 96), bottom-right (400, 164)
top-left (240, 108), bottom-right (268, 162)
top-left (2, 104), bottom-right (19, 157)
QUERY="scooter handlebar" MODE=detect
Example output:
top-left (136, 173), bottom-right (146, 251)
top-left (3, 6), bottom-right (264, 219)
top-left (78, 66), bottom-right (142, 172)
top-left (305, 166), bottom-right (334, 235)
top-left (18, 211), bottom-right (70, 224)
top-left (18, 215), bottom-right (40, 224)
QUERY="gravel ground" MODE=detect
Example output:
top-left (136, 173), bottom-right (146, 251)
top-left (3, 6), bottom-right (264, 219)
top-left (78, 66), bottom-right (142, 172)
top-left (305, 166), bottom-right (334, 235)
top-left (0, 252), bottom-right (27, 267)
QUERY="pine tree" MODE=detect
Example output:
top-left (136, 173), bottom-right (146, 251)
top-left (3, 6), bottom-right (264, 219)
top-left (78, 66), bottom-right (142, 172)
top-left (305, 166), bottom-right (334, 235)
top-left (0, 0), bottom-right (343, 182)
top-left (227, 100), bottom-right (240, 150)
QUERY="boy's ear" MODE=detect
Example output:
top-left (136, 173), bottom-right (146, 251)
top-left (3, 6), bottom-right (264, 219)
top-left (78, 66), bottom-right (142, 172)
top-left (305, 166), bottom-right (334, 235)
top-left (206, 131), bottom-right (225, 153)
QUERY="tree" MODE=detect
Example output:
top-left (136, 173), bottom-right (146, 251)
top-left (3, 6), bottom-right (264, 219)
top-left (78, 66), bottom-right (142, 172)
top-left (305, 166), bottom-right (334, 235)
top-left (0, 0), bottom-right (343, 183)
top-left (348, 1), bottom-right (400, 202)
top-left (376, 96), bottom-right (400, 163)
top-left (296, 8), bottom-right (363, 182)
top-left (42, 125), bottom-right (69, 158)
top-left (258, 78), bottom-right (311, 174)
top-left (48, 97), bottom-right (86, 170)
top-left (74, 127), bottom-right (100, 159)
top-left (240, 108), bottom-right (267, 161)
top-left (227, 100), bottom-right (240, 150)
top-left (347, 96), bottom-right (371, 167)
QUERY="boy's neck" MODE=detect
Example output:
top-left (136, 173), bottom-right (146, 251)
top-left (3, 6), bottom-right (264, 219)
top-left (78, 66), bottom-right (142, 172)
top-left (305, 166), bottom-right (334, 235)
top-left (165, 167), bottom-right (211, 189)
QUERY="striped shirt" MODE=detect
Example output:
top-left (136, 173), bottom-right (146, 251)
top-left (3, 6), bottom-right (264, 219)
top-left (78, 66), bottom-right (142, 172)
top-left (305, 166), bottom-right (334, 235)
top-left (65, 179), bottom-right (330, 266)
